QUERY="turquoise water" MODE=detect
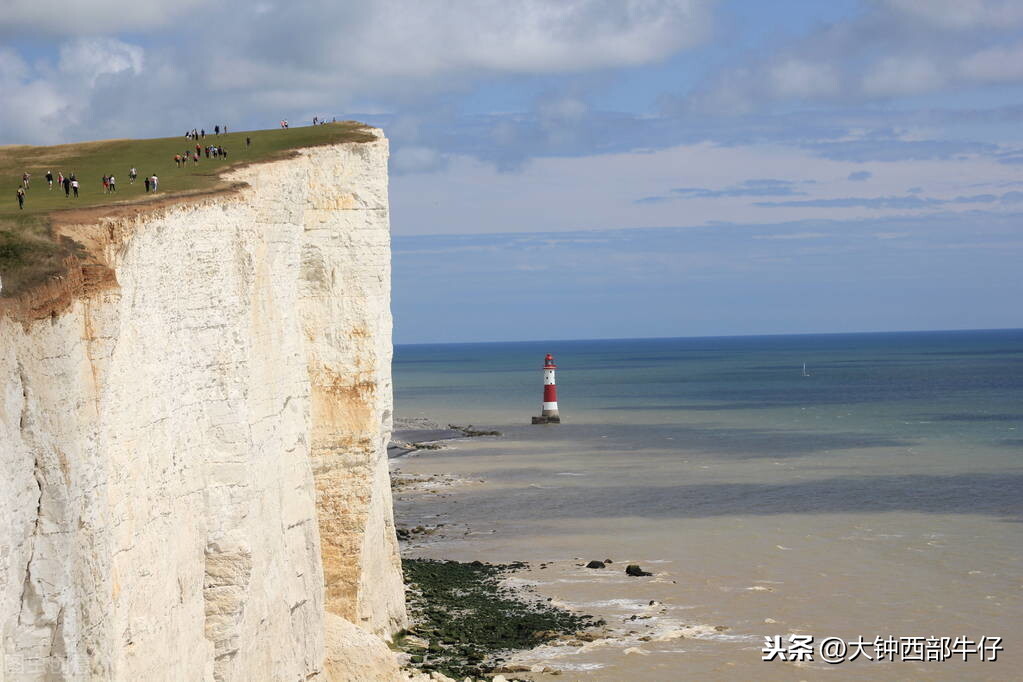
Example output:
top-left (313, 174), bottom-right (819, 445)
top-left (396, 329), bottom-right (1023, 451)
top-left (392, 330), bottom-right (1023, 679)
top-left (394, 330), bottom-right (1023, 519)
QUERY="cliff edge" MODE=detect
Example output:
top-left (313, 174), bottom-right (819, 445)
top-left (0, 131), bottom-right (406, 680)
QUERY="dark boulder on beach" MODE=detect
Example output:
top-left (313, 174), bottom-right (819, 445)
top-left (585, 560), bottom-right (606, 569)
top-left (625, 564), bottom-right (652, 577)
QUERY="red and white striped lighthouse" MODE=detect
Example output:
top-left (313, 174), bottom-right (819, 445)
top-left (531, 353), bottom-right (561, 424)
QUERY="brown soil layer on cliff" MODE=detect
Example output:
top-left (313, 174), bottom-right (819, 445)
top-left (0, 121), bottom-right (376, 304)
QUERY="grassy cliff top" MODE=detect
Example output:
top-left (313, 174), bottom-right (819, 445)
top-left (0, 121), bottom-right (377, 297)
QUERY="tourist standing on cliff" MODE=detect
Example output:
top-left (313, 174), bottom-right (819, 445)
top-left (16, 187), bottom-right (25, 209)
top-left (246, 136), bottom-right (251, 147)
top-left (22, 172), bottom-right (30, 189)
top-left (151, 174), bottom-right (159, 192)
top-left (108, 174), bottom-right (116, 192)
top-left (62, 175), bottom-right (70, 197)
top-left (45, 170), bottom-right (53, 190)
top-left (71, 178), bottom-right (79, 197)
top-left (144, 176), bottom-right (150, 192)
top-left (129, 167), bottom-right (137, 183)
top-left (102, 175), bottom-right (109, 193)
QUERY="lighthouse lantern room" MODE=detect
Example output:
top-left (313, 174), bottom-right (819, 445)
top-left (531, 353), bottom-right (561, 424)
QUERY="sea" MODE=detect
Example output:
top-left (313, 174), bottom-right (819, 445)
top-left (390, 329), bottom-right (1023, 681)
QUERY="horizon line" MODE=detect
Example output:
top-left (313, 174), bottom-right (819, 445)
top-left (394, 326), bottom-right (1023, 348)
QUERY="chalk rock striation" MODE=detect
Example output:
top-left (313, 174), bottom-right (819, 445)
top-left (0, 132), bottom-right (406, 680)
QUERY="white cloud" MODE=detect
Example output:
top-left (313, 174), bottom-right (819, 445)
top-left (769, 59), bottom-right (840, 98)
top-left (0, 1), bottom-right (717, 145)
top-left (59, 38), bottom-right (144, 87)
top-left (390, 140), bottom-right (1023, 236)
top-left (196, 0), bottom-right (715, 98)
top-left (752, 232), bottom-right (829, 240)
top-left (686, 0), bottom-right (1023, 110)
top-left (537, 95), bottom-right (588, 123)
top-left (338, 0), bottom-right (714, 77)
top-left (391, 146), bottom-right (446, 174)
top-left (0, 0), bottom-right (210, 35)
top-left (0, 48), bottom-right (28, 82)
top-left (862, 56), bottom-right (945, 96)
top-left (959, 42), bottom-right (1023, 82)
top-left (0, 38), bottom-right (161, 144)
top-left (686, 57), bottom-right (842, 113)
top-left (0, 48), bottom-right (70, 143)
top-left (882, 0), bottom-right (1023, 30)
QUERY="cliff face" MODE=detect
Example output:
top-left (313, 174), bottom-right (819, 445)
top-left (0, 133), bottom-right (406, 680)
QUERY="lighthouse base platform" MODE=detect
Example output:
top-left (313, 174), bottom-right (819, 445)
top-left (531, 416), bottom-right (561, 424)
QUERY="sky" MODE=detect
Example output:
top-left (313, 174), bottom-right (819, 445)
top-left (2, 0), bottom-right (1022, 343)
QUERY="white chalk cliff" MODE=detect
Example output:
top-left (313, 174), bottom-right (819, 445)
top-left (0, 131), bottom-right (407, 680)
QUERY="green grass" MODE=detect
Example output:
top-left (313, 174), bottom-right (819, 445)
top-left (0, 121), bottom-right (376, 296)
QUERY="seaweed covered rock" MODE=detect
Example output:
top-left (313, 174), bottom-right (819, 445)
top-left (399, 559), bottom-right (602, 679)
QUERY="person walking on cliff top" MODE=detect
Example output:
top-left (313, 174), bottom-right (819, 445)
top-left (16, 187), bottom-right (25, 209)
top-left (214, 125), bottom-right (220, 135)
top-left (62, 175), bottom-right (70, 197)
top-left (246, 136), bottom-right (251, 147)
top-left (144, 176), bottom-right (150, 192)
top-left (102, 175), bottom-right (109, 193)
top-left (150, 174), bottom-right (158, 192)
top-left (71, 178), bottom-right (79, 198)
top-left (129, 167), bottom-right (137, 184)
top-left (22, 172), bottom-right (30, 189)
top-left (108, 174), bottom-right (116, 192)
top-left (45, 170), bottom-right (53, 190)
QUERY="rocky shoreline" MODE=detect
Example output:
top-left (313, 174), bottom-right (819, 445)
top-left (389, 422), bottom-right (502, 459)
top-left (390, 419), bottom-right (587, 680)
top-left (387, 418), bottom-right (724, 681)
top-left (395, 558), bottom-right (604, 679)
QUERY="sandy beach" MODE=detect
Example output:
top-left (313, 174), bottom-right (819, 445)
top-left (390, 418), bottom-right (1020, 681)
top-left (389, 333), bottom-right (1022, 681)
